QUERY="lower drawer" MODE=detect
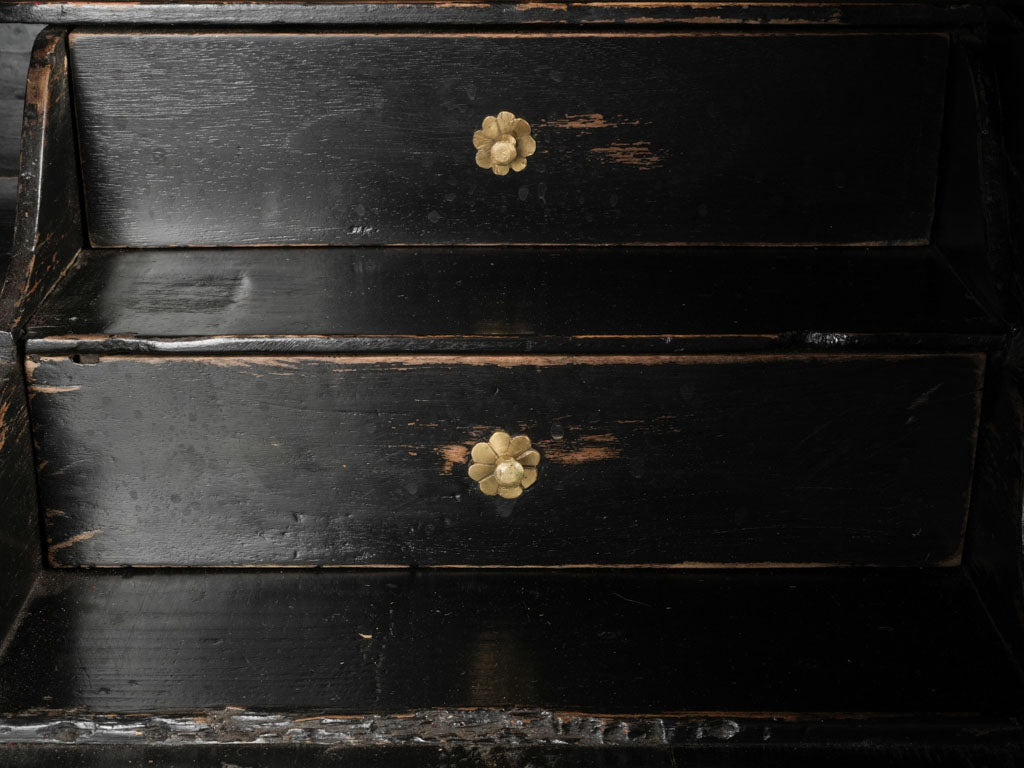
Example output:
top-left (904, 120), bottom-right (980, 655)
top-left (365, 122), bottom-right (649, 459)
top-left (27, 353), bottom-right (983, 567)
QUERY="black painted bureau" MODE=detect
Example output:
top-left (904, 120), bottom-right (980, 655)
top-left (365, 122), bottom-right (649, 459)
top-left (1, 2), bottom-right (1023, 765)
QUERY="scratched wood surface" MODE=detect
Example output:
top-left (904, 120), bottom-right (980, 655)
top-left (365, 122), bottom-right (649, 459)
top-left (0, 28), bottom-right (82, 334)
top-left (27, 353), bottom-right (983, 567)
top-left (24, 246), bottom-right (1001, 351)
top-left (0, 569), bottom-right (1018, 714)
top-left (69, 32), bottom-right (948, 247)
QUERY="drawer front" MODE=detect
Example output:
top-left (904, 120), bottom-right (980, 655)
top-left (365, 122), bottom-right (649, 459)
top-left (70, 32), bottom-right (947, 247)
top-left (28, 354), bottom-right (981, 567)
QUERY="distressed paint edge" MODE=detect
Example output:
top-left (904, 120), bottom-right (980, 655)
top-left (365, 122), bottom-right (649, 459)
top-left (0, 5), bottom-right (980, 27)
top-left (0, 706), bottom-right (1016, 747)
top-left (23, 352), bottom-right (991, 373)
top-left (42, 560), bottom-right (966, 570)
top-left (22, 333), bottom-right (1008, 355)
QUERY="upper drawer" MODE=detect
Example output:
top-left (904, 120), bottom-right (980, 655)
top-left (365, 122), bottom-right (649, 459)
top-left (69, 31), bottom-right (948, 247)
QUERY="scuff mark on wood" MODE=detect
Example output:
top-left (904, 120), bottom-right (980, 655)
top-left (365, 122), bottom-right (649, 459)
top-left (0, 399), bottom-right (9, 452)
top-left (30, 384), bottom-right (81, 394)
top-left (515, 2), bottom-right (568, 11)
top-left (538, 433), bottom-right (621, 464)
top-left (539, 113), bottom-right (640, 132)
top-left (48, 529), bottom-right (102, 566)
top-left (438, 443), bottom-right (470, 474)
top-left (910, 383), bottom-right (943, 410)
top-left (615, 415), bottom-right (678, 425)
top-left (590, 141), bottom-right (663, 169)
top-left (622, 10), bottom-right (843, 24)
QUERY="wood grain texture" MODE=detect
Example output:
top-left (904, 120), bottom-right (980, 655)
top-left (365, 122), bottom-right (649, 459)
top-left (69, 32), bottom-right (948, 247)
top-left (0, 28), bottom-right (82, 333)
top-left (0, 2), bottom-right (985, 28)
top-left (27, 353), bottom-right (984, 567)
top-left (0, 569), bottom-right (1019, 715)
top-left (0, 345), bottom-right (41, 649)
top-left (24, 247), bottom-right (1002, 351)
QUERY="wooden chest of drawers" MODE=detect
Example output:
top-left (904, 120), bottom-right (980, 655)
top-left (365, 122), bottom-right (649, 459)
top-left (1, 3), bottom-right (1023, 766)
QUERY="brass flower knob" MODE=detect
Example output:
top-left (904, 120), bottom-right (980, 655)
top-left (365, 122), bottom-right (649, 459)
top-left (469, 431), bottom-right (541, 499)
top-left (473, 111), bottom-right (537, 176)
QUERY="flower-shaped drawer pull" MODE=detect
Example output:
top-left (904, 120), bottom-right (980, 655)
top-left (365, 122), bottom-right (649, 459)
top-left (473, 111), bottom-right (536, 176)
top-left (469, 431), bottom-right (541, 499)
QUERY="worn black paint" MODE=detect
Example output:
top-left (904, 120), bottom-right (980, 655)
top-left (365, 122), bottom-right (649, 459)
top-left (25, 246), bottom-right (1001, 347)
top-left (69, 32), bottom-right (948, 247)
top-left (0, 569), bottom-right (1019, 714)
top-left (28, 353), bottom-right (983, 567)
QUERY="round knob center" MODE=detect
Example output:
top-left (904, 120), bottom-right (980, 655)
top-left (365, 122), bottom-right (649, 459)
top-left (491, 139), bottom-right (517, 166)
top-left (494, 458), bottom-right (525, 487)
